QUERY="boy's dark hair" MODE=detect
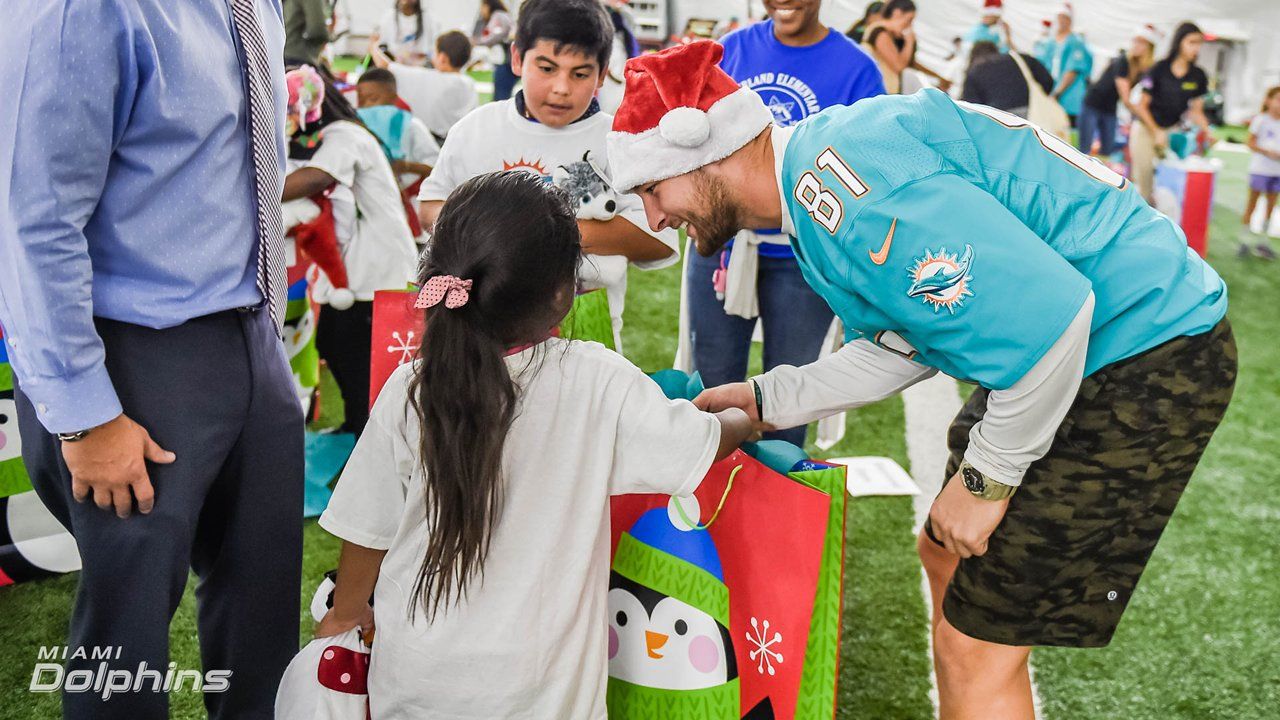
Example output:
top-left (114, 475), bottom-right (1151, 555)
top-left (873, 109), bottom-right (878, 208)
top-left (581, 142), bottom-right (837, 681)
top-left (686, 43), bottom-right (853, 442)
top-left (407, 171), bottom-right (581, 621)
top-left (514, 0), bottom-right (614, 72)
top-left (357, 67), bottom-right (397, 91)
top-left (967, 40), bottom-right (1001, 72)
top-left (436, 30), bottom-right (473, 70)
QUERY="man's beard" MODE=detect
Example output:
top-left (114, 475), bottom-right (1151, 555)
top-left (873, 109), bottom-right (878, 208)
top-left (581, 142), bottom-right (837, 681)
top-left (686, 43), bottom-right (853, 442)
top-left (690, 171), bottom-right (745, 257)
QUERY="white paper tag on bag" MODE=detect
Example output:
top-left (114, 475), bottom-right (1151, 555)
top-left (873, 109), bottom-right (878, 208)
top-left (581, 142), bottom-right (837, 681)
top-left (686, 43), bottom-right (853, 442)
top-left (826, 456), bottom-right (920, 497)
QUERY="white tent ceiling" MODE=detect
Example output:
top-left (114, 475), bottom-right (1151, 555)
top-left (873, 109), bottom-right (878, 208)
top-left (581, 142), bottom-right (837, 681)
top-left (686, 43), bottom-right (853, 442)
top-left (339, 0), bottom-right (1280, 123)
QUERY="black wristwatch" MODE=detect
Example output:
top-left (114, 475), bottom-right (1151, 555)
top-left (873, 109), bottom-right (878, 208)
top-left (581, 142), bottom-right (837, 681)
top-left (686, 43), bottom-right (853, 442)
top-left (960, 461), bottom-right (1016, 501)
top-left (57, 429), bottom-right (92, 443)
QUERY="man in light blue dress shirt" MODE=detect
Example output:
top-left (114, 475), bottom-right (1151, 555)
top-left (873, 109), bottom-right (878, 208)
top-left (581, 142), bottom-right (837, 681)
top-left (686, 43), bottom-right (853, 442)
top-left (0, 1), bottom-right (302, 717)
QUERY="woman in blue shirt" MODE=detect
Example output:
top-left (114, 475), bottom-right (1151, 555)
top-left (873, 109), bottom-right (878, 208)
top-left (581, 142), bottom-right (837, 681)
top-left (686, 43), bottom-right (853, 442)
top-left (682, 0), bottom-right (884, 448)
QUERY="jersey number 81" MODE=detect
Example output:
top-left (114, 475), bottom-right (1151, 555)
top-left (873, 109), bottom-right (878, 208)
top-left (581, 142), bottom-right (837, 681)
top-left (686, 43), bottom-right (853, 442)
top-left (794, 148), bottom-right (869, 234)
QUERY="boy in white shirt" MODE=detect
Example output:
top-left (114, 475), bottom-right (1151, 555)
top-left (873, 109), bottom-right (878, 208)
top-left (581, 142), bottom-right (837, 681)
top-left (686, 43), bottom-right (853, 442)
top-left (369, 30), bottom-right (479, 143)
top-left (418, 0), bottom-right (680, 349)
top-left (355, 68), bottom-right (439, 191)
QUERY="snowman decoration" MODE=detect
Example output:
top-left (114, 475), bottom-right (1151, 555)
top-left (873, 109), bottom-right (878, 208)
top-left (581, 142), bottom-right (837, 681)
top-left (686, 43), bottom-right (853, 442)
top-left (607, 503), bottom-right (773, 719)
top-left (552, 151), bottom-right (628, 349)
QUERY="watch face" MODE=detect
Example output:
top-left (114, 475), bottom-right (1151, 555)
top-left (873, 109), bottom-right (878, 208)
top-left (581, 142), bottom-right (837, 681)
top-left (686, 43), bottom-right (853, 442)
top-left (962, 467), bottom-right (985, 493)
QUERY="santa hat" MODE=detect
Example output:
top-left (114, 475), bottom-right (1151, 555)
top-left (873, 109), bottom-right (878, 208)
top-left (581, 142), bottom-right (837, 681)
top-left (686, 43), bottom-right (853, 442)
top-left (1135, 24), bottom-right (1164, 46)
top-left (613, 507), bottom-right (729, 627)
top-left (980, 0), bottom-right (1003, 18)
top-left (1055, 2), bottom-right (1074, 19)
top-left (606, 41), bottom-right (774, 193)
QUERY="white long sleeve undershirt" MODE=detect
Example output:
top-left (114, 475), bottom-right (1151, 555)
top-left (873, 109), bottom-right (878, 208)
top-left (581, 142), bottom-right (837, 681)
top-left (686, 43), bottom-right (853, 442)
top-left (753, 293), bottom-right (1095, 487)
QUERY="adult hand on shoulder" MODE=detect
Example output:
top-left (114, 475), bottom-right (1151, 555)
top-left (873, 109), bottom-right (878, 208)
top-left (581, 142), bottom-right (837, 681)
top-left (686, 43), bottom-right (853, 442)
top-left (927, 472), bottom-right (1009, 559)
top-left (62, 414), bottom-right (175, 519)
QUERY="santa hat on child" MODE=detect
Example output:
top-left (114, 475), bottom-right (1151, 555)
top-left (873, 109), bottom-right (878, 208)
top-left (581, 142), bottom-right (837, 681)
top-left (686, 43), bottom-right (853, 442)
top-left (606, 41), bottom-right (774, 193)
top-left (981, 0), bottom-right (1003, 19)
top-left (1055, 2), bottom-right (1074, 19)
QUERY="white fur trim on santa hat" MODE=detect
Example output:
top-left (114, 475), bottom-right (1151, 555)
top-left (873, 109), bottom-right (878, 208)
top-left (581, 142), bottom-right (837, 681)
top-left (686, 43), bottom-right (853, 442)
top-left (607, 86), bottom-right (774, 193)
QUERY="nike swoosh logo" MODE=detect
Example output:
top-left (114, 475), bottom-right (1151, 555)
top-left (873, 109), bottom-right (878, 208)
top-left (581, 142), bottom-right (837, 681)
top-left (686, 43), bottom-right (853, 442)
top-left (869, 218), bottom-right (897, 265)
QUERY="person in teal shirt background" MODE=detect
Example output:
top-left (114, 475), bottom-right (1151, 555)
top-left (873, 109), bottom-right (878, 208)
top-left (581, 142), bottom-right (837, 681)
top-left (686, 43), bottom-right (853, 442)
top-left (608, 40), bottom-right (1235, 720)
top-left (964, 0), bottom-right (1010, 53)
top-left (1037, 5), bottom-right (1093, 121)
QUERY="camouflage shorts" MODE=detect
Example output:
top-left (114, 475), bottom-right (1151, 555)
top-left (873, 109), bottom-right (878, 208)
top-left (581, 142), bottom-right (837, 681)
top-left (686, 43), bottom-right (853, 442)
top-left (940, 318), bottom-right (1237, 648)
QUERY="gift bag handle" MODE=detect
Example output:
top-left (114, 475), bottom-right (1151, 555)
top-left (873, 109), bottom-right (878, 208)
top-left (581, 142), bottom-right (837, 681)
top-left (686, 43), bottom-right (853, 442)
top-left (673, 464), bottom-right (743, 530)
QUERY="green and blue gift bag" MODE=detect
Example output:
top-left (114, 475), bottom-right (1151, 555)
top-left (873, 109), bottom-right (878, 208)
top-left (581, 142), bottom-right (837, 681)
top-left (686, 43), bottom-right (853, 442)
top-left (608, 370), bottom-right (847, 719)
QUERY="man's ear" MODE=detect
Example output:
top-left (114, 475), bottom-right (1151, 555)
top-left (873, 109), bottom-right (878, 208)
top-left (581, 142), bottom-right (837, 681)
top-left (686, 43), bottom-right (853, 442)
top-left (595, 66), bottom-right (607, 90)
top-left (510, 46), bottom-right (524, 77)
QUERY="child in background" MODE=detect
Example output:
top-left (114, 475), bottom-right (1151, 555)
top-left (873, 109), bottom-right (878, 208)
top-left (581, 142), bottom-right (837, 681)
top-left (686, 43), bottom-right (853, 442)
top-left (355, 68), bottom-right (439, 191)
top-left (282, 66), bottom-right (417, 435)
top-left (1241, 86), bottom-right (1280, 260)
top-left (419, 0), bottom-right (680, 350)
top-left (315, 172), bottom-right (752, 718)
top-left (369, 29), bottom-right (478, 143)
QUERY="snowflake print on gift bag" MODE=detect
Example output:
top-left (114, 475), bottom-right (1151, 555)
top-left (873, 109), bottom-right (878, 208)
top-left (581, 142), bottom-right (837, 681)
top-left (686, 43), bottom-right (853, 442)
top-left (607, 399), bottom-right (849, 720)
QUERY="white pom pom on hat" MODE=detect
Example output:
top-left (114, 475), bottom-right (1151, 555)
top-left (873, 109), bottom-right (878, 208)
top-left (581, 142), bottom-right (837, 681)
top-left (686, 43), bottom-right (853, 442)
top-left (659, 107), bottom-right (712, 148)
top-left (328, 287), bottom-right (355, 311)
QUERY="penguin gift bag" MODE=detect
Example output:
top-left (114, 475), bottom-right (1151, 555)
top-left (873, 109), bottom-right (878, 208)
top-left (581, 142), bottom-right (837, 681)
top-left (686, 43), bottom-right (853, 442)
top-left (608, 371), bottom-right (847, 720)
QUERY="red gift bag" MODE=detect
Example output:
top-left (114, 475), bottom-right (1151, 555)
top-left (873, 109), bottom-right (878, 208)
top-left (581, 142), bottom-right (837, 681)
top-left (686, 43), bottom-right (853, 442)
top-left (368, 289), bottom-right (423, 409)
top-left (607, 449), bottom-right (846, 719)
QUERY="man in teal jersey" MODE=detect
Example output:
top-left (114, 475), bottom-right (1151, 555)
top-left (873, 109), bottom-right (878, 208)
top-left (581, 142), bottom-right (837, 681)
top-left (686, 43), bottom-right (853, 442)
top-left (608, 41), bottom-right (1235, 719)
top-left (1037, 4), bottom-right (1093, 123)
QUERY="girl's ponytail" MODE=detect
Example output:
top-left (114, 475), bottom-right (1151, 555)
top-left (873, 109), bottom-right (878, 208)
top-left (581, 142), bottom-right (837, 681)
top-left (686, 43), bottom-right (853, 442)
top-left (406, 171), bottom-right (580, 620)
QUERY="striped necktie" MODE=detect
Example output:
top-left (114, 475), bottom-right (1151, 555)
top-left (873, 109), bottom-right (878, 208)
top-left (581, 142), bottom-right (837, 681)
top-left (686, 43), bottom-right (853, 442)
top-left (229, 0), bottom-right (286, 334)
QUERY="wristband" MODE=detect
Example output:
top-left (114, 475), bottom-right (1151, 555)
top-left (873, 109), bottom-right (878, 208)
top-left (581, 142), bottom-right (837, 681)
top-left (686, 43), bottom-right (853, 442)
top-left (750, 378), bottom-right (764, 422)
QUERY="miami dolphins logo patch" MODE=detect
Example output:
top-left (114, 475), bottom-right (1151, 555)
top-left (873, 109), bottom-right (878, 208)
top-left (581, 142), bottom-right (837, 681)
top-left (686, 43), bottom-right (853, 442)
top-left (906, 245), bottom-right (974, 314)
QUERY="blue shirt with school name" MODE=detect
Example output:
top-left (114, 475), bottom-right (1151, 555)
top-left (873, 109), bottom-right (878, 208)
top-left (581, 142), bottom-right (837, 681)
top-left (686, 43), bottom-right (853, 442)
top-left (780, 89), bottom-right (1226, 389)
top-left (720, 19), bottom-right (884, 258)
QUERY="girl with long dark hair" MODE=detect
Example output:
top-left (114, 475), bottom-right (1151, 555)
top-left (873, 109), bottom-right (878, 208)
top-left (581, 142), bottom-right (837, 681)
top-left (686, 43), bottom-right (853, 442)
top-left (862, 0), bottom-right (950, 94)
top-left (282, 65), bottom-right (417, 435)
top-left (1131, 21), bottom-right (1213, 202)
top-left (376, 0), bottom-right (435, 66)
top-left (313, 172), bottom-right (751, 715)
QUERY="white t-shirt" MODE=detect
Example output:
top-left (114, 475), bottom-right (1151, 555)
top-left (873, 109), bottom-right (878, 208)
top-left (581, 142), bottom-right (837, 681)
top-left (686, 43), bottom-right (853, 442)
top-left (420, 100), bottom-right (681, 344)
top-left (399, 116), bottom-right (440, 189)
top-left (304, 121), bottom-right (417, 303)
top-left (1249, 113), bottom-right (1280, 177)
top-left (319, 341), bottom-right (721, 720)
top-left (388, 62), bottom-right (478, 139)
top-left (378, 9), bottom-right (435, 65)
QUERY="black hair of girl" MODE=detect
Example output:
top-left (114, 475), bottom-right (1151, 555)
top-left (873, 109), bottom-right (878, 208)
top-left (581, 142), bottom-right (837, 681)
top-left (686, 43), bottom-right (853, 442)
top-left (1164, 22), bottom-right (1203, 64)
top-left (482, 0), bottom-right (508, 14)
top-left (406, 171), bottom-right (581, 621)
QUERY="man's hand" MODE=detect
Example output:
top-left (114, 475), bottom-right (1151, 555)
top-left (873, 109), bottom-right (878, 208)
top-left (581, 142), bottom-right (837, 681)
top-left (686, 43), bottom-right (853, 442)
top-left (315, 604), bottom-right (375, 641)
top-left (62, 414), bottom-right (175, 519)
top-left (927, 472), bottom-right (1009, 559)
top-left (693, 382), bottom-right (775, 438)
top-left (693, 382), bottom-right (758, 421)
